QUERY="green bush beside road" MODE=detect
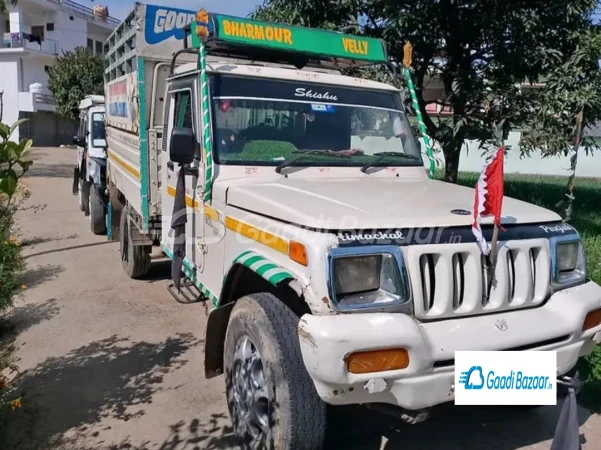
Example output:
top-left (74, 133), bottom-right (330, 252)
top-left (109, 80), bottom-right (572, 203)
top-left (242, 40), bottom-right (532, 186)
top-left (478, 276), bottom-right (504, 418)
top-left (0, 120), bottom-right (33, 415)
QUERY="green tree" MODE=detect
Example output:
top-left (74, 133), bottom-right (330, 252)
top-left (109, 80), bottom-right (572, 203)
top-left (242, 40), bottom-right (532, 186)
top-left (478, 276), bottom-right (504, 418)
top-left (252, 0), bottom-right (601, 182)
top-left (521, 28), bottom-right (601, 155)
top-left (0, 0), bottom-right (17, 14)
top-left (47, 47), bottom-right (103, 121)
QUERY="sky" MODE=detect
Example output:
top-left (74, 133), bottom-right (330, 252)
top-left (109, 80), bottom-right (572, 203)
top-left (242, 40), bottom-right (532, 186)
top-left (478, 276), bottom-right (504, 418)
top-left (101, 0), bottom-right (263, 23)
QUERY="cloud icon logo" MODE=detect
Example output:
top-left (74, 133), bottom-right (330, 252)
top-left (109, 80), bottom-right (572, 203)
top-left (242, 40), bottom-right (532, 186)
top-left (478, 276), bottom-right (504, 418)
top-left (459, 365), bottom-right (485, 390)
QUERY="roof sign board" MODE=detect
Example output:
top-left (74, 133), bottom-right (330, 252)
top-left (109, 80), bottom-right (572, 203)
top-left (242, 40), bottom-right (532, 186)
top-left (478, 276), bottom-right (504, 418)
top-left (144, 4), bottom-right (197, 45)
top-left (191, 11), bottom-right (388, 65)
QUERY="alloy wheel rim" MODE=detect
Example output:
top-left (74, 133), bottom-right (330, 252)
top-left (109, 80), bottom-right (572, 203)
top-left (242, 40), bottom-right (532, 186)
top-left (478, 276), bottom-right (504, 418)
top-left (232, 334), bottom-right (270, 445)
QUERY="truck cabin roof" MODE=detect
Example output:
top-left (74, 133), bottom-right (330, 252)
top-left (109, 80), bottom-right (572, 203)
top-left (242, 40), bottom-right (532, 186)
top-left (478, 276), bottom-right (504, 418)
top-left (79, 95), bottom-right (105, 111)
top-left (172, 60), bottom-right (399, 93)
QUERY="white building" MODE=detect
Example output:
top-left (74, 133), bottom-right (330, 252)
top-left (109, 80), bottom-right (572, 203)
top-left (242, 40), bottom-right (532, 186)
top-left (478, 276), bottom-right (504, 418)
top-left (0, 0), bottom-right (118, 145)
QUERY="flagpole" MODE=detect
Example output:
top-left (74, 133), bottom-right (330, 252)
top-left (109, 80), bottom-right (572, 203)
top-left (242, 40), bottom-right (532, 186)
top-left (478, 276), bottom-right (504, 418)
top-left (487, 222), bottom-right (500, 297)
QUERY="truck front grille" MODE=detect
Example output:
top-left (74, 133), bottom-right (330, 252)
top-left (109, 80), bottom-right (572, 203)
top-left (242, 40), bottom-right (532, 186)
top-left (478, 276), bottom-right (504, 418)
top-left (406, 238), bottom-right (551, 320)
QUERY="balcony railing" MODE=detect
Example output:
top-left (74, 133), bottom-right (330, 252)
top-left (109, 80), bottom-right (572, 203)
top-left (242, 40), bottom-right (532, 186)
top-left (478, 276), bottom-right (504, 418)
top-left (2, 32), bottom-right (58, 55)
top-left (17, 91), bottom-right (56, 112)
top-left (34, 93), bottom-right (55, 105)
top-left (46, 0), bottom-right (120, 27)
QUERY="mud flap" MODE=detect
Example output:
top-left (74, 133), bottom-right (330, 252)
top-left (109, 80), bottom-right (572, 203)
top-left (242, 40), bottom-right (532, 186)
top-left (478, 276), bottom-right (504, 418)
top-left (108, 183), bottom-right (123, 242)
top-left (72, 166), bottom-right (79, 195)
top-left (106, 199), bottom-right (112, 240)
top-left (550, 375), bottom-right (582, 450)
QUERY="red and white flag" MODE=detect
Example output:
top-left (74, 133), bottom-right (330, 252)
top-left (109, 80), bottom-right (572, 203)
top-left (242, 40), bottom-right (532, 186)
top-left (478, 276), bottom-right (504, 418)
top-left (472, 147), bottom-right (505, 255)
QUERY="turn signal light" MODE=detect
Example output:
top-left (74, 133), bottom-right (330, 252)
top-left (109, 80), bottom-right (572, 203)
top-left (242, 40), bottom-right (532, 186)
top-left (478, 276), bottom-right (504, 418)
top-left (289, 241), bottom-right (308, 266)
top-left (583, 309), bottom-right (601, 332)
top-left (347, 348), bottom-right (410, 374)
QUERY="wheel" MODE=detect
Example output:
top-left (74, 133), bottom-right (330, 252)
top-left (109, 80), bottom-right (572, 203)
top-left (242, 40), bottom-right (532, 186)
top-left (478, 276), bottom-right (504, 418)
top-left (89, 186), bottom-right (107, 235)
top-left (80, 180), bottom-right (90, 216)
top-left (224, 293), bottom-right (326, 450)
top-left (119, 206), bottom-right (151, 279)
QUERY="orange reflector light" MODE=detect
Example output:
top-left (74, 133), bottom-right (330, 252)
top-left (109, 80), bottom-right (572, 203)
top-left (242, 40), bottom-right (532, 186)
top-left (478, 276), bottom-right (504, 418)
top-left (289, 241), bottom-right (309, 266)
top-left (347, 348), bottom-right (410, 374)
top-left (583, 309), bottom-right (601, 332)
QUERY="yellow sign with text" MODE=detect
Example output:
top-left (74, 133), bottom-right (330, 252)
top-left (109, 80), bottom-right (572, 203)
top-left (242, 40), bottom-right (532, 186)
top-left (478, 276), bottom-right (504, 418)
top-left (222, 19), bottom-right (293, 46)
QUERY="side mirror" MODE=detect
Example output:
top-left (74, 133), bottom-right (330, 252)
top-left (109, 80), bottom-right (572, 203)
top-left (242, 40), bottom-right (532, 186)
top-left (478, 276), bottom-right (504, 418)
top-left (169, 127), bottom-right (196, 164)
top-left (73, 135), bottom-right (86, 146)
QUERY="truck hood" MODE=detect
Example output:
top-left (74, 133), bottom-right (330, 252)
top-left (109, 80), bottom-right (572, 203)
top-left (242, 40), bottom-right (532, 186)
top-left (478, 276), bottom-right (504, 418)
top-left (226, 177), bottom-right (561, 229)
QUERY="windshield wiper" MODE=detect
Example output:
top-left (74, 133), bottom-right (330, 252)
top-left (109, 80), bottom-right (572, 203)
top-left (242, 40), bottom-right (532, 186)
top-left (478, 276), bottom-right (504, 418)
top-left (360, 152), bottom-right (421, 173)
top-left (275, 150), bottom-right (350, 174)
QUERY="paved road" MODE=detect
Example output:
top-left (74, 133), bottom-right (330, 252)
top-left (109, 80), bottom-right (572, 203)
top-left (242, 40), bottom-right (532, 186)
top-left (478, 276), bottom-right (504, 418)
top-left (4, 146), bottom-right (601, 450)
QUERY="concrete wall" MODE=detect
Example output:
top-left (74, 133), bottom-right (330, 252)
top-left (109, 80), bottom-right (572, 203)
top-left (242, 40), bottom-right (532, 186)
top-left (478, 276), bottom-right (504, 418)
top-left (0, 56), bottom-right (21, 140)
top-left (55, 13), bottom-right (88, 53)
top-left (21, 58), bottom-right (49, 88)
top-left (421, 131), bottom-right (601, 178)
top-left (458, 134), bottom-right (601, 177)
top-left (19, 111), bottom-right (77, 146)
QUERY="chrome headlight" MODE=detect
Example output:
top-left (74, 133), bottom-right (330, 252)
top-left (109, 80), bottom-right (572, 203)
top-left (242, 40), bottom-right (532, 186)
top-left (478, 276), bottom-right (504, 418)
top-left (326, 246), bottom-right (411, 312)
top-left (550, 235), bottom-right (587, 289)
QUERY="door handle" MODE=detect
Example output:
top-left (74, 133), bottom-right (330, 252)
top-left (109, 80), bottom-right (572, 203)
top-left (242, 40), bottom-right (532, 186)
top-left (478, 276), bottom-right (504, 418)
top-left (167, 161), bottom-right (174, 171)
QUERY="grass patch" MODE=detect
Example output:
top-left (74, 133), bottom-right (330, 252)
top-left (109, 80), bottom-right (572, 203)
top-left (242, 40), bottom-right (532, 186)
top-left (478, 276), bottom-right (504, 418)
top-left (453, 172), bottom-right (601, 411)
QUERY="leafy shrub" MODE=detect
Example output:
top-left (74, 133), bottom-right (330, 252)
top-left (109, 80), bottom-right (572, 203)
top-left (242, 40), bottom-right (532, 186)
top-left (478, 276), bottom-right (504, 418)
top-left (0, 119), bottom-right (32, 416)
top-left (0, 119), bottom-right (31, 313)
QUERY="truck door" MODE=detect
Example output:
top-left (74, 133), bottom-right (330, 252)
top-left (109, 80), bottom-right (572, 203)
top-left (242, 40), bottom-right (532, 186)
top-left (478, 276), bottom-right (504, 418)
top-left (77, 112), bottom-right (87, 175)
top-left (162, 77), bottom-right (205, 273)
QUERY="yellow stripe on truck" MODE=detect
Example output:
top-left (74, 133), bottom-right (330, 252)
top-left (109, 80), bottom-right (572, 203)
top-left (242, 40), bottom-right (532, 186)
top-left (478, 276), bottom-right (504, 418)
top-left (205, 205), bottom-right (218, 221)
top-left (166, 185), bottom-right (199, 209)
top-left (108, 150), bottom-right (141, 179)
top-left (225, 216), bottom-right (289, 255)
top-left (164, 188), bottom-right (288, 255)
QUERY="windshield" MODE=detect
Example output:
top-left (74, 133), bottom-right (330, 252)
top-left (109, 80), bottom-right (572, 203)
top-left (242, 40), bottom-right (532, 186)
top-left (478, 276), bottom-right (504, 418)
top-left (91, 112), bottom-right (106, 147)
top-left (210, 75), bottom-right (423, 167)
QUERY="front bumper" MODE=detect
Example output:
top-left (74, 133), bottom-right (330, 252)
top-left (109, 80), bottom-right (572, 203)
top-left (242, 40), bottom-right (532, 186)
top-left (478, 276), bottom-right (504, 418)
top-left (298, 281), bottom-right (601, 410)
top-left (87, 157), bottom-right (107, 188)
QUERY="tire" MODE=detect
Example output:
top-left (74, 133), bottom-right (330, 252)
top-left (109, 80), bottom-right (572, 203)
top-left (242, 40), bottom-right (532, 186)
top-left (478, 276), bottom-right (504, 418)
top-left (119, 206), bottom-right (151, 279)
top-left (89, 186), bottom-right (107, 235)
top-left (224, 293), bottom-right (326, 450)
top-left (80, 180), bottom-right (90, 216)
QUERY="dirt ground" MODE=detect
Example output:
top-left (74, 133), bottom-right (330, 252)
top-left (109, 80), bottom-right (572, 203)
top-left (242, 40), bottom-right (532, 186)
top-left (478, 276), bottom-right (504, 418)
top-left (2, 146), bottom-right (601, 450)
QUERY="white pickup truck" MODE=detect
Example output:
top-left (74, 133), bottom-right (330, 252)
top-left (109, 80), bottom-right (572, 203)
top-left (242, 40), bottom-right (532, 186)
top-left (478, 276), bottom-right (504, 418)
top-left (104, 4), bottom-right (601, 449)
top-left (72, 95), bottom-right (107, 235)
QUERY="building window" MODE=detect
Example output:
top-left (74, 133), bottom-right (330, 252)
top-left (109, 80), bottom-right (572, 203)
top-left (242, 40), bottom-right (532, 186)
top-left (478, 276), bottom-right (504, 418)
top-left (31, 25), bottom-right (45, 40)
top-left (46, 23), bottom-right (54, 31)
top-left (69, 16), bottom-right (74, 21)
top-left (44, 65), bottom-right (51, 73)
top-left (95, 40), bottom-right (103, 55)
top-left (87, 38), bottom-right (93, 51)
